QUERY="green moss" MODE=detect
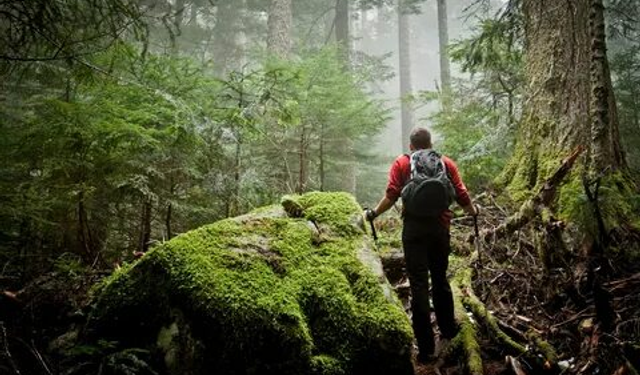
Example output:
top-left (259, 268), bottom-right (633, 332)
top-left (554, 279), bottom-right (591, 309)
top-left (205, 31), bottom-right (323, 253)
top-left (310, 355), bottom-right (346, 375)
top-left (87, 192), bottom-right (413, 375)
top-left (526, 331), bottom-right (557, 364)
top-left (450, 280), bottom-right (483, 375)
top-left (557, 170), bottom-right (637, 237)
top-left (503, 146), bottom-right (537, 202)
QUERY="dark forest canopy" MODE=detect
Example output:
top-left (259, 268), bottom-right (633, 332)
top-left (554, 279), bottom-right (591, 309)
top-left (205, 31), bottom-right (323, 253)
top-left (0, 1), bottom-right (639, 374)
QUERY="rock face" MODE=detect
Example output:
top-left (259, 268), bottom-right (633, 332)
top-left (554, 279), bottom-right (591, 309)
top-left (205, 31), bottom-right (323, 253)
top-left (86, 192), bottom-right (413, 375)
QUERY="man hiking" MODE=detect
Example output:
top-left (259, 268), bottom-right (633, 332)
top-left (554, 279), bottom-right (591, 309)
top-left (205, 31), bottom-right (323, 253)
top-left (365, 127), bottom-right (478, 363)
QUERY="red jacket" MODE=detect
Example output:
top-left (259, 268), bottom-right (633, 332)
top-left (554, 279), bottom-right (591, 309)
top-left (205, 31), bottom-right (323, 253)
top-left (385, 153), bottom-right (472, 228)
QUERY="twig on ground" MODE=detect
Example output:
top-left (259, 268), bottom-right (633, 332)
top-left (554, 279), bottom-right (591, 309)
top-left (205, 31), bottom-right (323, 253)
top-left (1, 322), bottom-right (21, 375)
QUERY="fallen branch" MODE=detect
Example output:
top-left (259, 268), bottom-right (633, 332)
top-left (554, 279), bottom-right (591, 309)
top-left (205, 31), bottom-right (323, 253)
top-left (1, 322), bottom-right (20, 375)
top-left (482, 146), bottom-right (584, 241)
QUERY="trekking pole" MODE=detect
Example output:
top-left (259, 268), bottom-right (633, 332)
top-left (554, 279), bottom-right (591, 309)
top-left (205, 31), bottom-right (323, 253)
top-left (368, 217), bottom-right (378, 242)
top-left (364, 208), bottom-right (378, 241)
top-left (473, 215), bottom-right (482, 268)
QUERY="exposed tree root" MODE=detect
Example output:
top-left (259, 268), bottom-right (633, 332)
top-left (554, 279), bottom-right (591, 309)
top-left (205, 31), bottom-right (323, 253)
top-left (439, 253), bottom-right (557, 374)
top-left (445, 266), bottom-right (483, 375)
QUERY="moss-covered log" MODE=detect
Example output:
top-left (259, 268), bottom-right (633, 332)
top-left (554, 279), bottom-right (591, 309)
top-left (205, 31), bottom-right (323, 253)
top-left (448, 268), bottom-right (484, 375)
top-left (84, 192), bottom-right (414, 375)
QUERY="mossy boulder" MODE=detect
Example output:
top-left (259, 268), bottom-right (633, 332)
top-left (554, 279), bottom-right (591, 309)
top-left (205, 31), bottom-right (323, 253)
top-left (85, 192), bottom-right (413, 375)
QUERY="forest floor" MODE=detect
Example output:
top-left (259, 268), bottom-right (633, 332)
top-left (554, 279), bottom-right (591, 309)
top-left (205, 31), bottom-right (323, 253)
top-left (2, 192), bottom-right (639, 375)
top-left (379, 192), bottom-right (640, 375)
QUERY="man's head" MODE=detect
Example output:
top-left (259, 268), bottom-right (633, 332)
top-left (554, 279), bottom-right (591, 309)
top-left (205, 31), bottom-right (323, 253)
top-left (409, 127), bottom-right (432, 151)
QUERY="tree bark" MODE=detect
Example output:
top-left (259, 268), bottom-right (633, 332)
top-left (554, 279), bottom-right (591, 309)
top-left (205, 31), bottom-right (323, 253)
top-left (267, 0), bottom-right (292, 58)
top-left (398, 1), bottom-right (415, 153)
top-left (437, 0), bottom-right (452, 108)
top-left (588, 0), bottom-right (624, 171)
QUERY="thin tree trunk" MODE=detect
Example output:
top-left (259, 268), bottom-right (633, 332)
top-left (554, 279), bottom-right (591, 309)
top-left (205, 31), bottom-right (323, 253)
top-left (334, 0), bottom-right (356, 194)
top-left (267, 0), bottom-right (292, 58)
top-left (139, 198), bottom-right (152, 253)
top-left (633, 91), bottom-right (639, 130)
top-left (231, 133), bottom-right (241, 217)
top-left (320, 124), bottom-right (325, 191)
top-left (165, 202), bottom-right (172, 240)
top-left (335, 0), bottom-right (350, 64)
top-left (166, 183), bottom-right (174, 240)
top-left (297, 127), bottom-right (307, 194)
top-left (170, 0), bottom-right (186, 52)
top-left (398, 1), bottom-right (415, 153)
top-left (212, 0), bottom-right (243, 77)
top-left (77, 191), bottom-right (93, 261)
top-left (437, 0), bottom-right (452, 108)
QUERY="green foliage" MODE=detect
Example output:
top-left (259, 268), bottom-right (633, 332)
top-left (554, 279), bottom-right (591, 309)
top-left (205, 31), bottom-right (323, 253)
top-left (450, 18), bottom-right (523, 79)
top-left (610, 45), bottom-right (640, 180)
top-left (53, 253), bottom-right (88, 279)
top-left (1, 36), bottom-right (388, 276)
top-left (86, 192), bottom-right (413, 374)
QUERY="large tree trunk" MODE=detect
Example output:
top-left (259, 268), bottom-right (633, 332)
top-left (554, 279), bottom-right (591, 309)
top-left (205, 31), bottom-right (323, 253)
top-left (267, 0), bottom-right (292, 58)
top-left (500, 0), bottom-right (625, 201)
top-left (398, 1), bottom-right (415, 153)
top-left (437, 0), bottom-right (452, 107)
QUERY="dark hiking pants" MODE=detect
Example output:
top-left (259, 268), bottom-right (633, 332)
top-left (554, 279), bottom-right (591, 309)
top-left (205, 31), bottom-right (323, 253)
top-left (402, 218), bottom-right (456, 357)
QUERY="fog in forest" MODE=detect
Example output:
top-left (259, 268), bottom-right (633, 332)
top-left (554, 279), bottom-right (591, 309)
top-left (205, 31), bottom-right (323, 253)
top-left (356, 1), bottom-right (485, 155)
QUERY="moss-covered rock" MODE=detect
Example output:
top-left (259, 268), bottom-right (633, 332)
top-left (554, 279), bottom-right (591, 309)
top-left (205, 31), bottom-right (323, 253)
top-left (85, 192), bottom-right (413, 375)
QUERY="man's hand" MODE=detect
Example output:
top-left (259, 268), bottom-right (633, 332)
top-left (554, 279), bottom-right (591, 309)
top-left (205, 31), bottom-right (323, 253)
top-left (464, 203), bottom-right (480, 217)
top-left (364, 208), bottom-right (377, 222)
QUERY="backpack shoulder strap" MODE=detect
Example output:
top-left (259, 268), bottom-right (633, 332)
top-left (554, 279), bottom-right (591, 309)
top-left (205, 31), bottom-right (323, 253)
top-left (406, 152), bottom-right (417, 179)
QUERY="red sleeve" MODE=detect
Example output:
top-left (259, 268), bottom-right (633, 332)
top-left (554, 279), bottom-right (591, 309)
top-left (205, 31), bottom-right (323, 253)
top-left (385, 155), bottom-right (410, 202)
top-left (443, 156), bottom-right (472, 207)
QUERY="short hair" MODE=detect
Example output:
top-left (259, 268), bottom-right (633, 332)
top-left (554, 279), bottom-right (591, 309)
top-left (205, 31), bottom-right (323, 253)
top-left (410, 127), bottom-right (432, 150)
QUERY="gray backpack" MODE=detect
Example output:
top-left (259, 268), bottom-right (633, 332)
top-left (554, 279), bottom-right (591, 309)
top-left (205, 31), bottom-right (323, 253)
top-left (401, 150), bottom-right (456, 218)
